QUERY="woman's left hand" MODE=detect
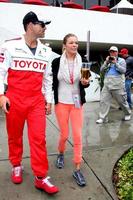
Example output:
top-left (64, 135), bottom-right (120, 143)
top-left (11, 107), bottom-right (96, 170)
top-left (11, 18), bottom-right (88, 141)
top-left (80, 78), bottom-right (90, 85)
top-left (45, 103), bottom-right (52, 115)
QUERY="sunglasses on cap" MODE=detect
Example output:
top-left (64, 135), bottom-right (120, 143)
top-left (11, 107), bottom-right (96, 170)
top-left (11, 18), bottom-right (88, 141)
top-left (33, 21), bottom-right (45, 28)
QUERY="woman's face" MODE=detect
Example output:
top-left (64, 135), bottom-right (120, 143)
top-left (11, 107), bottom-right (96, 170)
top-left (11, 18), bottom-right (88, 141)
top-left (64, 36), bottom-right (78, 55)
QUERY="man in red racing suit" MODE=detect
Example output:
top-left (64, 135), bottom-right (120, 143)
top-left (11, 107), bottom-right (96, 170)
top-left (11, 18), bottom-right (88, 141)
top-left (0, 11), bottom-right (59, 194)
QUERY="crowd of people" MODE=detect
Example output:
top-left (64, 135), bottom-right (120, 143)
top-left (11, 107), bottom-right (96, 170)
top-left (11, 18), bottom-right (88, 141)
top-left (0, 10), bottom-right (133, 195)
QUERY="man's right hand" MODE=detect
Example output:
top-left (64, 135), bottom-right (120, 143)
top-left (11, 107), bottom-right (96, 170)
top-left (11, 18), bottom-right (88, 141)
top-left (0, 95), bottom-right (10, 113)
top-left (105, 56), bottom-right (110, 62)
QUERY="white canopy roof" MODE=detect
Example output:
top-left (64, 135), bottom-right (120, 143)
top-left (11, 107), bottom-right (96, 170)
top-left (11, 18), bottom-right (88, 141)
top-left (110, 0), bottom-right (133, 10)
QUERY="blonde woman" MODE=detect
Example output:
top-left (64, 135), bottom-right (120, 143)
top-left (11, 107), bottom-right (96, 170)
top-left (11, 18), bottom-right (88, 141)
top-left (51, 33), bottom-right (90, 187)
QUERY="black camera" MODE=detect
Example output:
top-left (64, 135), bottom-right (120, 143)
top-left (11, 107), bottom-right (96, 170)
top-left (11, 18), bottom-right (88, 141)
top-left (108, 56), bottom-right (114, 63)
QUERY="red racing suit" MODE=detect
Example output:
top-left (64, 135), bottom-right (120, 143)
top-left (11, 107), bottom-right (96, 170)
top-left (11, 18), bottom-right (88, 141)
top-left (0, 36), bottom-right (53, 177)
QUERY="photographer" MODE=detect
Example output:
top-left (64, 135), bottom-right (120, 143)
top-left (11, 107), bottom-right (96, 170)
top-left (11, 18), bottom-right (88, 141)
top-left (96, 46), bottom-right (131, 124)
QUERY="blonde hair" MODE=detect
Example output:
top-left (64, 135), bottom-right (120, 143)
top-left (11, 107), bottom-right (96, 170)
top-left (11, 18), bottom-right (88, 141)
top-left (63, 33), bottom-right (77, 45)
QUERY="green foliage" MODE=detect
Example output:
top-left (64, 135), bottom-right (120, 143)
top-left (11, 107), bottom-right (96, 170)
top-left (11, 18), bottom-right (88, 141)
top-left (115, 148), bottom-right (133, 200)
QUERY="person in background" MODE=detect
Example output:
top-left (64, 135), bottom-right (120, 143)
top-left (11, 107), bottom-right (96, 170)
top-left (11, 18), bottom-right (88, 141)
top-left (0, 11), bottom-right (59, 194)
top-left (96, 46), bottom-right (131, 124)
top-left (51, 33), bottom-right (90, 187)
top-left (119, 48), bottom-right (133, 109)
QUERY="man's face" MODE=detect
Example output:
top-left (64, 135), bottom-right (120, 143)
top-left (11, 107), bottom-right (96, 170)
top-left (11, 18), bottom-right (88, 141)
top-left (109, 50), bottom-right (118, 57)
top-left (32, 22), bottom-right (47, 38)
top-left (121, 54), bottom-right (127, 59)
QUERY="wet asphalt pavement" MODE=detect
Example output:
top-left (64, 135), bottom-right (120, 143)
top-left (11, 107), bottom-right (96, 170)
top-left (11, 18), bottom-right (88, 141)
top-left (0, 102), bottom-right (132, 200)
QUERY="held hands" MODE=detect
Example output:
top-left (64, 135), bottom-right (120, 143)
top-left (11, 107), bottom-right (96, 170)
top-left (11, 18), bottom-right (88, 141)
top-left (0, 95), bottom-right (10, 113)
top-left (80, 77), bottom-right (90, 85)
top-left (45, 102), bottom-right (52, 115)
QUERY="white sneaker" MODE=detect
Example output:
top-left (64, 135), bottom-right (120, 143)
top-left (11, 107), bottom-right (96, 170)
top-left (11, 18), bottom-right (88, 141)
top-left (96, 118), bottom-right (104, 124)
top-left (124, 115), bottom-right (131, 121)
top-left (96, 118), bottom-right (108, 124)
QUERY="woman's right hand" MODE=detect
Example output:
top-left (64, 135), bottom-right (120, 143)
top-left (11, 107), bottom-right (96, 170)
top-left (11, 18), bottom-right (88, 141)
top-left (80, 78), bottom-right (90, 85)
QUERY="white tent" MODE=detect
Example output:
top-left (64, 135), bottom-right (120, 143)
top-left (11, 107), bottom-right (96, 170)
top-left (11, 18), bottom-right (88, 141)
top-left (110, 0), bottom-right (133, 15)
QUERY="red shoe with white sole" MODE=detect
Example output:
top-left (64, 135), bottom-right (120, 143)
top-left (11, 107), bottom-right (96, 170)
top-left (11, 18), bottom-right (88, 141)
top-left (34, 176), bottom-right (59, 194)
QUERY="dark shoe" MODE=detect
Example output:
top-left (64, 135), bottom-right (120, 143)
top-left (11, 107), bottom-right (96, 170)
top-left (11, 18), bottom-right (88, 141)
top-left (73, 170), bottom-right (86, 187)
top-left (55, 154), bottom-right (64, 169)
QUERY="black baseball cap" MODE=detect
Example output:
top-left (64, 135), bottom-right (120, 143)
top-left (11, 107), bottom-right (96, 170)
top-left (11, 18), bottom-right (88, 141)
top-left (23, 11), bottom-right (51, 26)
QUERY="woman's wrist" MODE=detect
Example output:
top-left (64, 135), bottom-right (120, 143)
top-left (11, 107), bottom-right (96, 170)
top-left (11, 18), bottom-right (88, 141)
top-left (0, 94), bottom-right (4, 98)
